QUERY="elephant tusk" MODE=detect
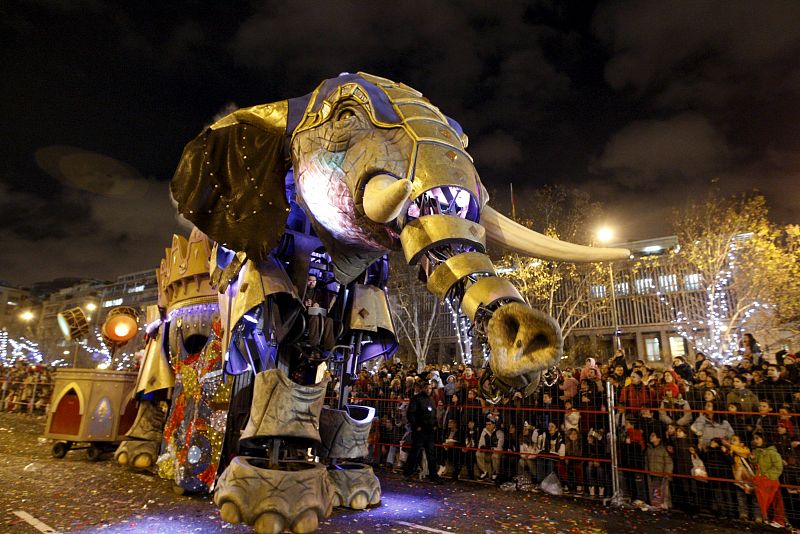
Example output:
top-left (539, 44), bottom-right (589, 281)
top-left (481, 206), bottom-right (630, 262)
top-left (362, 174), bottom-right (412, 224)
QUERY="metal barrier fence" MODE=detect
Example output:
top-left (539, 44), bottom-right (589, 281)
top-left (0, 375), bottom-right (52, 414)
top-left (336, 383), bottom-right (800, 528)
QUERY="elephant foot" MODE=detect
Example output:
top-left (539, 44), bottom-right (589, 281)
top-left (327, 463), bottom-right (381, 509)
top-left (115, 440), bottom-right (159, 470)
top-left (214, 457), bottom-right (333, 533)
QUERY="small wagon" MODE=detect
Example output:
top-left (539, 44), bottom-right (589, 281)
top-left (43, 368), bottom-right (138, 461)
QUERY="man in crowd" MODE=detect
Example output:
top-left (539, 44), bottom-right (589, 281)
top-left (403, 381), bottom-right (442, 483)
top-left (476, 418), bottom-right (505, 482)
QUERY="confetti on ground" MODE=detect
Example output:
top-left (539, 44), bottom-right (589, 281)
top-left (0, 413), bottom-right (775, 533)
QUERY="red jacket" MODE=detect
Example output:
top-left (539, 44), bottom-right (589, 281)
top-left (620, 383), bottom-right (657, 411)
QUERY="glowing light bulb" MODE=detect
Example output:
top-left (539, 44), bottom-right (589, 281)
top-left (114, 323), bottom-right (131, 337)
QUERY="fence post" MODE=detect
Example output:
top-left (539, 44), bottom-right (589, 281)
top-left (606, 381), bottom-right (624, 505)
top-left (28, 374), bottom-right (39, 415)
top-left (0, 372), bottom-right (7, 409)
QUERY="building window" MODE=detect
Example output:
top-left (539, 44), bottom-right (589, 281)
top-left (591, 284), bottom-right (607, 299)
top-left (635, 278), bottom-right (655, 294)
top-left (659, 274), bottom-right (678, 292)
top-left (645, 336), bottom-right (661, 362)
top-left (684, 273), bottom-right (702, 290)
top-left (614, 282), bottom-right (629, 296)
top-left (127, 285), bottom-right (145, 293)
top-left (102, 298), bottom-right (123, 307)
top-left (669, 336), bottom-right (687, 357)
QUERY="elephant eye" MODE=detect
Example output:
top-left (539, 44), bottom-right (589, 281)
top-left (335, 108), bottom-right (355, 122)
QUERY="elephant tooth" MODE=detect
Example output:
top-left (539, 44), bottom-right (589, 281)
top-left (362, 174), bottom-right (412, 223)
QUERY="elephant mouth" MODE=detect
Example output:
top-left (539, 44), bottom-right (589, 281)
top-left (405, 185), bottom-right (478, 223)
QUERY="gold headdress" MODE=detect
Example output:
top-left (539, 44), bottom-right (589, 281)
top-left (157, 227), bottom-right (216, 312)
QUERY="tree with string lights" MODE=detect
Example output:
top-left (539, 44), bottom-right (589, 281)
top-left (661, 193), bottom-right (800, 364)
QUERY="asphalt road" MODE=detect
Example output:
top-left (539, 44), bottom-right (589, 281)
top-left (0, 413), bottom-right (770, 533)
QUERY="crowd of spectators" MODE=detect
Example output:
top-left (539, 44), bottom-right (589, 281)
top-left (334, 337), bottom-right (800, 528)
top-left (0, 360), bottom-right (53, 414)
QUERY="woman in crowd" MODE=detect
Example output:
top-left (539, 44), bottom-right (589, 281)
top-left (659, 388), bottom-right (692, 428)
top-left (691, 402), bottom-right (734, 450)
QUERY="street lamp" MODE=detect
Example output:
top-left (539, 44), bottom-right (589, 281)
top-left (597, 227), bottom-right (622, 351)
top-left (19, 310), bottom-right (35, 323)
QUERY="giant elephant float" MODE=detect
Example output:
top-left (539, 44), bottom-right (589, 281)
top-left (170, 72), bottom-right (629, 533)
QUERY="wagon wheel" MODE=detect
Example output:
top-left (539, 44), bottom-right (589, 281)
top-left (87, 443), bottom-right (104, 461)
top-left (52, 441), bottom-right (71, 459)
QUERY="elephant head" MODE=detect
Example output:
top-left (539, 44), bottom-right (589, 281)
top-left (171, 72), bottom-right (629, 400)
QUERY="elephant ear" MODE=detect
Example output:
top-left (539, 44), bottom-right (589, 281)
top-left (170, 101), bottom-right (291, 261)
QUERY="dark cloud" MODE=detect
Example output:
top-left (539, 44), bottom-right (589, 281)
top-left (588, 0), bottom-right (800, 239)
top-left (594, 1), bottom-right (800, 100)
top-left (231, 1), bottom-right (573, 140)
top-left (470, 130), bottom-right (525, 172)
top-left (0, 179), bottom-right (184, 285)
top-left (593, 113), bottom-right (733, 188)
top-left (1, 1), bottom-right (798, 284)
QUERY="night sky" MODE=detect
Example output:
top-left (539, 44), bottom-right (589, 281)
top-left (2, 1), bottom-right (799, 286)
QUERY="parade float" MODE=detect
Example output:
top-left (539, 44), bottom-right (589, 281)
top-left (44, 305), bottom-right (140, 460)
top-left (168, 73), bottom-right (629, 533)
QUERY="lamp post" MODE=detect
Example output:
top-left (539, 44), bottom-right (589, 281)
top-left (597, 227), bottom-right (622, 351)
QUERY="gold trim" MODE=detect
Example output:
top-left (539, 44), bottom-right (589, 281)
top-left (461, 276), bottom-right (524, 321)
top-left (399, 214), bottom-right (486, 265)
top-left (426, 252), bottom-right (496, 300)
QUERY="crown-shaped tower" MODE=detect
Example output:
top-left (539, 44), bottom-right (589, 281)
top-left (157, 227), bottom-right (216, 312)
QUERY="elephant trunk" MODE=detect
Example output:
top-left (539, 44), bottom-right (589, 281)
top-left (398, 212), bottom-right (564, 400)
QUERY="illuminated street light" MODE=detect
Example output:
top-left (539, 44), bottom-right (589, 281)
top-left (19, 310), bottom-right (35, 322)
top-left (597, 226), bottom-right (614, 244)
top-left (85, 302), bottom-right (97, 312)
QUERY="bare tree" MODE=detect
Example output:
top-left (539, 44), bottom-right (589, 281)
top-left (388, 255), bottom-right (441, 372)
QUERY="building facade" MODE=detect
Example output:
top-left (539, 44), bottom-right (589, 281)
top-left (390, 236), bottom-right (730, 369)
